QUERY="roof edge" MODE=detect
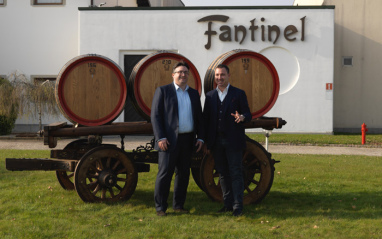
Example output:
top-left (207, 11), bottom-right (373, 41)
top-left (78, 6), bottom-right (335, 11)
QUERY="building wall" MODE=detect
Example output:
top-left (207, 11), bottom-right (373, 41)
top-left (79, 7), bottom-right (334, 133)
top-left (149, 0), bottom-right (184, 7)
top-left (92, 0), bottom-right (184, 7)
top-left (0, 4), bottom-right (334, 133)
top-left (294, 0), bottom-right (324, 5)
top-left (93, 0), bottom-right (137, 7)
top-left (323, 0), bottom-right (382, 133)
top-left (0, 1), bottom-right (90, 132)
top-left (0, 1), bottom-right (84, 78)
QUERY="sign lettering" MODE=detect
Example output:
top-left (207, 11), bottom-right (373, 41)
top-left (198, 15), bottom-right (306, 50)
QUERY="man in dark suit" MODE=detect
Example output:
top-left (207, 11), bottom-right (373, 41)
top-left (151, 61), bottom-right (204, 216)
top-left (203, 64), bottom-right (251, 217)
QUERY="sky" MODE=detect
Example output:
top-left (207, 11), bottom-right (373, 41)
top-left (181, 0), bottom-right (295, 6)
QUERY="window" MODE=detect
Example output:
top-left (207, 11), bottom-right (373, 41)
top-left (0, 0), bottom-right (6, 6)
top-left (33, 0), bottom-right (64, 5)
top-left (342, 56), bottom-right (353, 67)
top-left (33, 76), bottom-right (56, 85)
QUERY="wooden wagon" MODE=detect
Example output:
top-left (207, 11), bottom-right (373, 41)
top-left (6, 50), bottom-right (286, 204)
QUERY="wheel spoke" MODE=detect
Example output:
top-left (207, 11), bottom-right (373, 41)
top-left (109, 188), bottom-right (115, 198)
top-left (92, 184), bottom-right (101, 195)
top-left (96, 159), bottom-right (104, 170)
top-left (250, 179), bottom-right (259, 185)
top-left (115, 184), bottom-right (123, 191)
top-left (67, 172), bottom-right (74, 179)
top-left (87, 173), bottom-right (98, 179)
top-left (89, 165), bottom-right (100, 174)
top-left (101, 188), bottom-right (107, 199)
top-left (88, 180), bottom-right (99, 189)
top-left (254, 169), bottom-right (261, 174)
top-left (106, 157), bottom-right (111, 168)
top-left (112, 160), bottom-right (121, 170)
top-left (245, 158), bottom-right (257, 167)
top-left (245, 185), bottom-right (254, 193)
top-left (117, 168), bottom-right (127, 174)
top-left (246, 168), bottom-right (261, 175)
top-left (117, 177), bottom-right (128, 182)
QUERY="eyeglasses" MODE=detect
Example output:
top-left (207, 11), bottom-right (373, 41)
top-left (173, 71), bottom-right (190, 75)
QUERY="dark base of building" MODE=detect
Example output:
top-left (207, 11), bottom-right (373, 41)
top-left (10, 124), bottom-right (382, 134)
top-left (334, 128), bottom-right (382, 134)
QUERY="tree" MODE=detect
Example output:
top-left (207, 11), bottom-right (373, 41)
top-left (6, 71), bottom-right (61, 132)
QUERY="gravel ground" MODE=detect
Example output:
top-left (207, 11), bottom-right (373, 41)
top-left (1, 135), bottom-right (382, 156)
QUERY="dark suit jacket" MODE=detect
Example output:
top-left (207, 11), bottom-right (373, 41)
top-left (151, 83), bottom-right (204, 152)
top-left (203, 85), bottom-right (251, 151)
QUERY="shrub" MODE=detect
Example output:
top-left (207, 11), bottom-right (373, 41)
top-left (0, 114), bottom-right (17, 135)
top-left (0, 77), bottom-right (18, 135)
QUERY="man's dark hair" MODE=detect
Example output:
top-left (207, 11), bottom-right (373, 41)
top-left (216, 64), bottom-right (230, 74)
top-left (173, 60), bottom-right (189, 72)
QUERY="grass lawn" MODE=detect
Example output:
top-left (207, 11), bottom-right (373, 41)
top-left (1, 149), bottom-right (382, 238)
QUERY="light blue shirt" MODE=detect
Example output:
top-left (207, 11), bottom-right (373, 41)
top-left (174, 82), bottom-right (194, 133)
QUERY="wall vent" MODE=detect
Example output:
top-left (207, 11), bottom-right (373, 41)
top-left (342, 56), bottom-right (353, 67)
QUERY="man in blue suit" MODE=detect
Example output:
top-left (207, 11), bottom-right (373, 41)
top-left (151, 61), bottom-right (204, 216)
top-left (203, 64), bottom-right (251, 217)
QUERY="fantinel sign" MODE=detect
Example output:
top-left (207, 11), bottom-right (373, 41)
top-left (198, 15), bottom-right (306, 49)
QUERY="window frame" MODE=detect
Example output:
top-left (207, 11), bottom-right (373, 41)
top-left (32, 0), bottom-right (65, 6)
top-left (32, 76), bottom-right (57, 85)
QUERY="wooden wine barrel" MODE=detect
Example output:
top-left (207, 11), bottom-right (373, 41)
top-left (56, 54), bottom-right (127, 126)
top-left (204, 49), bottom-right (280, 119)
top-left (128, 51), bottom-right (201, 121)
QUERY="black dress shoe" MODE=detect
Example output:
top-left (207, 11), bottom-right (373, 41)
top-left (156, 210), bottom-right (167, 216)
top-left (232, 209), bottom-right (243, 217)
top-left (217, 206), bottom-right (233, 213)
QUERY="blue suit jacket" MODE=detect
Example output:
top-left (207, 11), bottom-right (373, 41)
top-left (203, 85), bottom-right (251, 151)
top-left (151, 83), bottom-right (204, 152)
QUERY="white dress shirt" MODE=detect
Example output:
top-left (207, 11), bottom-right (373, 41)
top-left (217, 83), bottom-right (230, 102)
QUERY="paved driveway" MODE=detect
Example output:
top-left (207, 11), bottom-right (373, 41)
top-left (1, 136), bottom-right (381, 156)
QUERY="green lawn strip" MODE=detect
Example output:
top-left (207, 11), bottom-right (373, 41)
top-left (1, 150), bottom-right (381, 238)
top-left (247, 133), bottom-right (382, 146)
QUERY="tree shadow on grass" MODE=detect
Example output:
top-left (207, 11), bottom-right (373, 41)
top-left (244, 190), bottom-right (382, 219)
top-left (126, 188), bottom-right (223, 214)
top-left (126, 189), bottom-right (382, 219)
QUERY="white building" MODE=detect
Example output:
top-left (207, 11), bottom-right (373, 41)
top-left (0, 0), bottom-right (337, 133)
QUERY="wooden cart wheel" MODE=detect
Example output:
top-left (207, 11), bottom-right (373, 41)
top-left (191, 167), bottom-right (204, 191)
top-left (56, 139), bottom-right (88, 190)
top-left (56, 171), bottom-right (76, 190)
top-left (200, 153), bottom-right (221, 201)
top-left (74, 145), bottom-right (138, 203)
top-left (191, 150), bottom-right (206, 192)
top-left (242, 137), bottom-right (274, 204)
top-left (200, 137), bottom-right (275, 205)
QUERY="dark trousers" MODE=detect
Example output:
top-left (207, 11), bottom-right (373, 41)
top-left (213, 136), bottom-right (244, 210)
top-left (154, 133), bottom-right (194, 212)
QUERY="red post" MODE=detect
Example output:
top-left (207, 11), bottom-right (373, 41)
top-left (361, 123), bottom-right (368, 145)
